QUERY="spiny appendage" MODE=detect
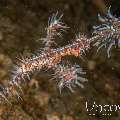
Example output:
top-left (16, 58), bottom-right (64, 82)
top-left (0, 51), bottom-right (55, 104)
top-left (75, 33), bottom-right (90, 52)
top-left (42, 11), bottom-right (69, 49)
top-left (52, 63), bottom-right (88, 93)
top-left (0, 57), bottom-right (34, 104)
top-left (92, 6), bottom-right (120, 57)
top-left (0, 82), bottom-right (23, 104)
top-left (0, 76), bottom-right (24, 104)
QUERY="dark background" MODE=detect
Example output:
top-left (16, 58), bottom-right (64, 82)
top-left (0, 0), bottom-right (120, 120)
